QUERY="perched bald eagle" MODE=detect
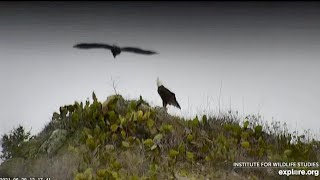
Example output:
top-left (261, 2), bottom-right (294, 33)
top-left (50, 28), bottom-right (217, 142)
top-left (157, 77), bottom-right (181, 109)
top-left (73, 43), bottom-right (158, 58)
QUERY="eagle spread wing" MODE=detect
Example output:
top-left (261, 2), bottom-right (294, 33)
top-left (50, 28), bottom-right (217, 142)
top-left (121, 47), bottom-right (158, 55)
top-left (73, 43), bottom-right (113, 49)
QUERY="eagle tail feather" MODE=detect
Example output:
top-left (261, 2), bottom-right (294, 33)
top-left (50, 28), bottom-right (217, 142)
top-left (172, 100), bottom-right (181, 109)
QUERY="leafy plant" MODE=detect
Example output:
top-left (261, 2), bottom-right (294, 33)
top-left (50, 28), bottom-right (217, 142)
top-left (0, 125), bottom-right (33, 160)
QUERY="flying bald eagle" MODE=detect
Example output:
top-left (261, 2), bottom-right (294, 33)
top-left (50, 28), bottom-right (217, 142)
top-left (73, 43), bottom-right (158, 58)
top-left (157, 77), bottom-right (181, 109)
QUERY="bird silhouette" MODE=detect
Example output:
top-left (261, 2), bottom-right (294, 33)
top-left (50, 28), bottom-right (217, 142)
top-left (73, 43), bottom-right (158, 58)
top-left (157, 77), bottom-right (181, 110)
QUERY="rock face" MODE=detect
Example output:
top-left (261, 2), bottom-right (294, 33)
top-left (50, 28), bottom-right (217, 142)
top-left (102, 95), bottom-right (127, 115)
top-left (39, 129), bottom-right (68, 156)
top-left (137, 103), bottom-right (151, 112)
top-left (102, 95), bottom-right (155, 117)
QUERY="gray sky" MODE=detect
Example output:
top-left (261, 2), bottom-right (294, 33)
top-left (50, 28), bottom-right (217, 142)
top-left (1, 2), bottom-right (320, 138)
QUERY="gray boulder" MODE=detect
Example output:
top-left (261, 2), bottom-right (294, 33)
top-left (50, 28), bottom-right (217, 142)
top-left (102, 94), bottom-right (127, 115)
top-left (39, 129), bottom-right (68, 156)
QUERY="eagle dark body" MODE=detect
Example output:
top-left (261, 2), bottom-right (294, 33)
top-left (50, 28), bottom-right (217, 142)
top-left (157, 85), bottom-right (181, 109)
top-left (73, 43), bottom-right (158, 58)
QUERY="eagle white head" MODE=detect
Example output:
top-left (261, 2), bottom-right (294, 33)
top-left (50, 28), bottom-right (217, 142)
top-left (156, 77), bottom-right (163, 87)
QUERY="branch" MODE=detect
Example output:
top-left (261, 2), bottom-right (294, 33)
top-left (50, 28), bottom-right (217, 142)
top-left (109, 76), bottom-right (119, 95)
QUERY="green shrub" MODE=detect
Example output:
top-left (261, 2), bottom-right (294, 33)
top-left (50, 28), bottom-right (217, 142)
top-left (0, 125), bottom-right (33, 160)
top-left (1, 93), bottom-right (319, 179)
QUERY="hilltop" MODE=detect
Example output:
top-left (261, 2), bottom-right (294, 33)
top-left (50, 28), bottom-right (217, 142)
top-left (0, 93), bottom-right (319, 179)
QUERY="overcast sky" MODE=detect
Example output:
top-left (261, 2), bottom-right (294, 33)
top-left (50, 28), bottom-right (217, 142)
top-left (1, 2), bottom-right (320, 138)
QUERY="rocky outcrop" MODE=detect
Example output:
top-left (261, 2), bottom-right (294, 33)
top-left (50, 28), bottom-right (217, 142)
top-left (39, 129), bottom-right (68, 156)
top-left (102, 94), bottom-right (127, 115)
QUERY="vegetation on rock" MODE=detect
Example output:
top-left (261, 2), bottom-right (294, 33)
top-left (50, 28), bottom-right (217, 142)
top-left (0, 92), bottom-right (319, 179)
